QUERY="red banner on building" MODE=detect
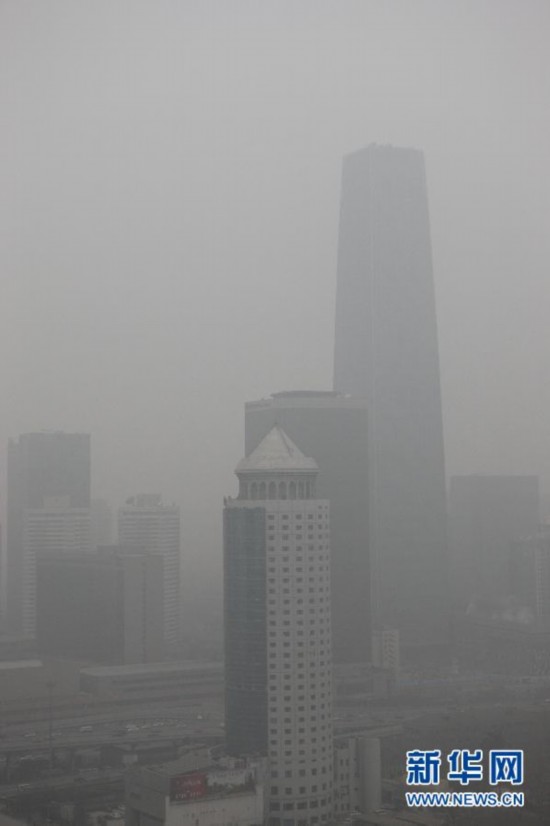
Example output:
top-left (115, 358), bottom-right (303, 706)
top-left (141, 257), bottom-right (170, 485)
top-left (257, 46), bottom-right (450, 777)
top-left (170, 772), bottom-right (207, 801)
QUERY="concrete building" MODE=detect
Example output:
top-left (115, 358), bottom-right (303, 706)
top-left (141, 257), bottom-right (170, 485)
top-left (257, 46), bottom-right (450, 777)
top-left (37, 545), bottom-right (164, 664)
top-left (91, 498), bottom-right (114, 548)
top-left (125, 750), bottom-right (266, 826)
top-left (245, 391), bottom-right (370, 664)
top-left (333, 736), bottom-right (381, 820)
top-left (449, 475), bottom-right (540, 611)
top-left (6, 432), bottom-right (91, 637)
top-left (333, 144), bottom-right (448, 657)
top-left (371, 629), bottom-right (400, 675)
top-left (80, 660), bottom-right (222, 701)
top-left (510, 526), bottom-right (550, 626)
top-left (118, 494), bottom-right (181, 650)
top-left (224, 426), bottom-right (333, 825)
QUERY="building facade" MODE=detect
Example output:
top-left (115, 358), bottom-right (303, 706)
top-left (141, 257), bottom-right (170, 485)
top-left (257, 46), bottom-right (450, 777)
top-left (333, 736), bottom-right (381, 820)
top-left (91, 497), bottom-right (114, 548)
top-left (37, 545), bottom-right (164, 664)
top-left (333, 144), bottom-right (449, 655)
top-left (125, 751), bottom-right (266, 826)
top-left (6, 432), bottom-right (91, 637)
top-left (510, 526), bottom-right (550, 627)
top-left (449, 475), bottom-right (540, 612)
top-left (118, 494), bottom-right (181, 650)
top-left (224, 426), bottom-right (333, 825)
top-left (245, 391), bottom-right (370, 664)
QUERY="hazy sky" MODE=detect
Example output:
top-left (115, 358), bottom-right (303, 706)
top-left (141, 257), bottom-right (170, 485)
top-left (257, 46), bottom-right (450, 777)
top-left (2, 0), bottom-right (550, 579)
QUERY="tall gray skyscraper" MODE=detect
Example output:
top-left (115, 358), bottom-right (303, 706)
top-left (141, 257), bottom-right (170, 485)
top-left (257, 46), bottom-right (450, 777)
top-left (6, 432), bottom-right (91, 637)
top-left (333, 144), bottom-right (448, 654)
top-left (224, 426), bottom-right (333, 823)
top-left (245, 391), bottom-right (370, 663)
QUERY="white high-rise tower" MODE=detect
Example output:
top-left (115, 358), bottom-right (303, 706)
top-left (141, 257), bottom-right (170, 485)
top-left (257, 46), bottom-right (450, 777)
top-left (224, 426), bottom-right (333, 825)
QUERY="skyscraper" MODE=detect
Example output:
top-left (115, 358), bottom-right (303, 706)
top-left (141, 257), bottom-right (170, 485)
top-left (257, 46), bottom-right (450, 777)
top-left (37, 545), bottom-right (164, 664)
top-left (118, 494), bottom-right (181, 651)
top-left (224, 426), bottom-right (333, 824)
top-left (333, 144), bottom-right (448, 654)
top-left (449, 475), bottom-right (540, 611)
top-left (245, 391), bottom-right (370, 663)
top-left (6, 432), bottom-right (91, 637)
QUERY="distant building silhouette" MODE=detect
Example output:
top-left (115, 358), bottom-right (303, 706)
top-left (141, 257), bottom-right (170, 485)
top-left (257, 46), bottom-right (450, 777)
top-left (333, 144), bottom-right (448, 655)
top-left (449, 475), bottom-right (540, 611)
top-left (224, 426), bottom-right (333, 821)
top-left (510, 527), bottom-right (550, 627)
top-left (91, 497), bottom-right (114, 548)
top-left (37, 545), bottom-right (164, 664)
top-left (245, 391), bottom-right (371, 663)
top-left (118, 494), bottom-right (180, 651)
top-left (6, 432), bottom-right (91, 637)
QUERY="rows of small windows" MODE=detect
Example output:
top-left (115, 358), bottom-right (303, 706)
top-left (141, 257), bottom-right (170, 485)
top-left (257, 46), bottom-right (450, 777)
top-left (266, 514), bottom-right (327, 520)
top-left (242, 480), bottom-right (315, 500)
top-left (267, 548), bottom-right (330, 563)
top-left (271, 764), bottom-right (332, 777)
top-left (270, 783), bottom-right (331, 795)
top-left (269, 798), bottom-right (331, 812)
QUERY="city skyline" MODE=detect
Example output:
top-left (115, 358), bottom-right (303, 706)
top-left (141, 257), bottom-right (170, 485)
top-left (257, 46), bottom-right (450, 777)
top-left (2, 2), bottom-right (550, 582)
top-left (0, 3), bottom-right (549, 820)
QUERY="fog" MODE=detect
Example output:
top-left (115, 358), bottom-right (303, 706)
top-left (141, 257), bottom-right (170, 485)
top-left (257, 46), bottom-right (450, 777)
top-left (2, 0), bottom-right (550, 592)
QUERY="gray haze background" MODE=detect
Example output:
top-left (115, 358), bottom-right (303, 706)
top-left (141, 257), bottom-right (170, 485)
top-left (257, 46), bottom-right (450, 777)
top-left (1, 0), bottom-right (549, 620)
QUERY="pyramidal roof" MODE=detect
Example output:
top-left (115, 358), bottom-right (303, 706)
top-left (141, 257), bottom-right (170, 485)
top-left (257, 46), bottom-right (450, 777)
top-left (236, 426), bottom-right (318, 474)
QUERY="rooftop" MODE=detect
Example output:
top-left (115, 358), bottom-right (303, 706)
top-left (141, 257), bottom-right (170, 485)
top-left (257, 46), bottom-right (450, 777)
top-left (80, 661), bottom-right (221, 678)
top-left (236, 426), bottom-right (317, 474)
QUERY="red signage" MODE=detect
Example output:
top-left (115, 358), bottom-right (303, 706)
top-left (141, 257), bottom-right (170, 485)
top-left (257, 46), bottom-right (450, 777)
top-left (170, 772), bottom-right (207, 802)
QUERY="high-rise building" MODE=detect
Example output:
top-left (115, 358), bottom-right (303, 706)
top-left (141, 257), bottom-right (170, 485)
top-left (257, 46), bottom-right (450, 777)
top-left (37, 545), bottom-right (164, 664)
top-left (224, 426), bottom-right (333, 825)
top-left (449, 475), bottom-right (540, 611)
top-left (91, 498), bottom-right (114, 548)
top-left (333, 144), bottom-right (448, 654)
top-left (510, 528), bottom-right (550, 627)
top-left (245, 391), bottom-right (370, 663)
top-left (6, 432), bottom-right (91, 637)
top-left (118, 494), bottom-right (181, 650)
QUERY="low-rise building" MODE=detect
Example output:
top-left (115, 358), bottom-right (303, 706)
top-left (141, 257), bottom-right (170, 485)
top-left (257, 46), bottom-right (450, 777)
top-left (125, 750), bottom-right (266, 826)
top-left (333, 737), bottom-right (382, 820)
top-left (80, 660), bottom-right (222, 702)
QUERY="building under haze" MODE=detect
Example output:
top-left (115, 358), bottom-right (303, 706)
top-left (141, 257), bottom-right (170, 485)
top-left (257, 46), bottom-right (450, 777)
top-left (91, 497), bottom-right (114, 548)
top-left (449, 474), bottom-right (540, 612)
top-left (510, 527), bottom-right (550, 627)
top-left (224, 426), bottom-right (333, 824)
top-left (37, 545), bottom-right (164, 664)
top-left (126, 750), bottom-right (266, 826)
top-left (245, 391), bottom-right (370, 664)
top-left (333, 144), bottom-right (449, 657)
top-left (6, 432), bottom-right (91, 637)
top-left (118, 494), bottom-right (181, 651)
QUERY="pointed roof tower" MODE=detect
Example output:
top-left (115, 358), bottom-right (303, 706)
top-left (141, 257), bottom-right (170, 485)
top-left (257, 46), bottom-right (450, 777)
top-left (236, 425), bottom-right (318, 474)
